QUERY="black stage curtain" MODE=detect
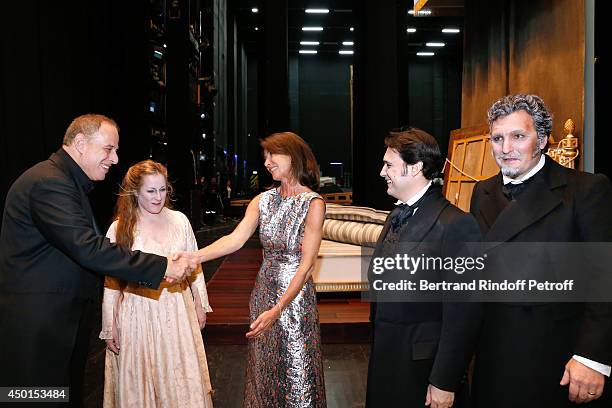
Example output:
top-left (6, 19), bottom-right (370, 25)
top-left (1, 1), bottom-right (149, 227)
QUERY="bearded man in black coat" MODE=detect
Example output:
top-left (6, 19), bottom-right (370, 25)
top-left (470, 94), bottom-right (612, 407)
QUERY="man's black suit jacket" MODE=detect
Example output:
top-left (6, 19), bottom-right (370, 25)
top-left (469, 156), bottom-right (612, 407)
top-left (0, 149), bottom-right (167, 390)
top-left (366, 185), bottom-right (482, 408)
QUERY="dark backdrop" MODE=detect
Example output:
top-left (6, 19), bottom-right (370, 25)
top-left (0, 1), bottom-right (153, 228)
top-left (352, 1), bottom-right (463, 210)
top-left (289, 55), bottom-right (352, 182)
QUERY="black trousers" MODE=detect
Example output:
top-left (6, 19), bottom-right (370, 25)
top-left (0, 293), bottom-right (94, 407)
top-left (366, 321), bottom-right (469, 408)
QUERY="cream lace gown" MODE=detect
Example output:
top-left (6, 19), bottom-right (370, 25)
top-left (99, 208), bottom-right (213, 408)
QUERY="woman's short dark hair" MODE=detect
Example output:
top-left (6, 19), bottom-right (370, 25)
top-left (260, 132), bottom-right (320, 191)
top-left (384, 127), bottom-right (443, 180)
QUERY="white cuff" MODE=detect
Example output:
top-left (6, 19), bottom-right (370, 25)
top-left (572, 355), bottom-right (611, 377)
top-left (99, 328), bottom-right (114, 340)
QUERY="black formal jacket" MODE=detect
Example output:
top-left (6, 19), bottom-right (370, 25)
top-left (0, 149), bottom-right (166, 299)
top-left (366, 185), bottom-right (482, 407)
top-left (469, 156), bottom-right (612, 407)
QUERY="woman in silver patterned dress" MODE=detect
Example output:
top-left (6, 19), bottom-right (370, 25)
top-left (189, 132), bottom-right (327, 407)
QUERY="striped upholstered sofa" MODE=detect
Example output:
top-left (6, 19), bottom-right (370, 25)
top-left (313, 204), bottom-right (389, 292)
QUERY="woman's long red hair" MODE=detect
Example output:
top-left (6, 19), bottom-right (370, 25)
top-left (114, 160), bottom-right (173, 249)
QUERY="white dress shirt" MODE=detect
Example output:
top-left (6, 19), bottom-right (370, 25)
top-left (394, 181), bottom-right (432, 216)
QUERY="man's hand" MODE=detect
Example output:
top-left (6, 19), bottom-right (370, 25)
top-left (560, 357), bottom-right (605, 403)
top-left (164, 254), bottom-right (197, 283)
top-left (425, 384), bottom-right (454, 408)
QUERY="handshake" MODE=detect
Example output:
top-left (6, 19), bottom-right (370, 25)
top-left (164, 251), bottom-right (202, 283)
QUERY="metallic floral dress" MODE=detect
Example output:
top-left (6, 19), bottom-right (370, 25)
top-left (243, 188), bottom-right (327, 407)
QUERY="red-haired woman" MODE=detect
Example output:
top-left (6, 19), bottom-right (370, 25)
top-left (182, 132), bottom-right (327, 407)
top-left (99, 160), bottom-right (213, 407)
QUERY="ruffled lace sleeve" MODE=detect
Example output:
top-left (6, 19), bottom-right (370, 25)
top-left (183, 214), bottom-right (213, 312)
top-left (99, 221), bottom-right (124, 339)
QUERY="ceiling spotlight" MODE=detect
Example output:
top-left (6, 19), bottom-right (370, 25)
top-left (426, 42), bottom-right (445, 47)
top-left (350, 27), bottom-right (354, 32)
top-left (409, 9), bottom-right (432, 15)
top-left (342, 41), bottom-right (354, 46)
top-left (302, 27), bottom-right (324, 31)
top-left (251, 7), bottom-right (258, 13)
top-left (254, 26), bottom-right (259, 31)
top-left (305, 8), bottom-right (329, 14)
top-left (417, 52), bottom-right (435, 56)
top-left (442, 28), bottom-right (461, 33)
top-left (406, 28), bottom-right (416, 33)
top-left (339, 50), bottom-right (354, 55)
top-left (299, 50), bottom-right (318, 54)
top-left (300, 41), bottom-right (320, 45)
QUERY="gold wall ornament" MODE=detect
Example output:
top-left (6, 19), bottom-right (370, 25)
top-left (564, 118), bottom-right (575, 135)
top-left (546, 118), bottom-right (579, 169)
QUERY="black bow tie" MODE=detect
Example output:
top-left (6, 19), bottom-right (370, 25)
top-left (390, 203), bottom-right (417, 232)
top-left (502, 178), bottom-right (532, 201)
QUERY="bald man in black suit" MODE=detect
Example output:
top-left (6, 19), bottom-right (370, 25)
top-left (0, 114), bottom-right (195, 406)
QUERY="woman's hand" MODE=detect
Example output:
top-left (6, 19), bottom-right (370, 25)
top-left (195, 304), bottom-right (207, 330)
top-left (105, 327), bottom-right (120, 355)
top-left (245, 306), bottom-right (281, 338)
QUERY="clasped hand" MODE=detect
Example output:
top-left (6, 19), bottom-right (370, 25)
top-left (164, 252), bottom-right (201, 283)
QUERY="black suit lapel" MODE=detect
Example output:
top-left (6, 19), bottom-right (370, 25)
top-left (376, 207), bottom-right (398, 247)
top-left (370, 187), bottom-right (446, 270)
top-left (50, 152), bottom-right (102, 236)
top-left (368, 187), bottom-right (447, 316)
top-left (475, 174), bottom-right (507, 230)
top-left (81, 191), bottom-right (101, 235)
top-left (485, 158), bottom-right (566, 244)
top-left (396, 187), bottom-right (448, 252)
